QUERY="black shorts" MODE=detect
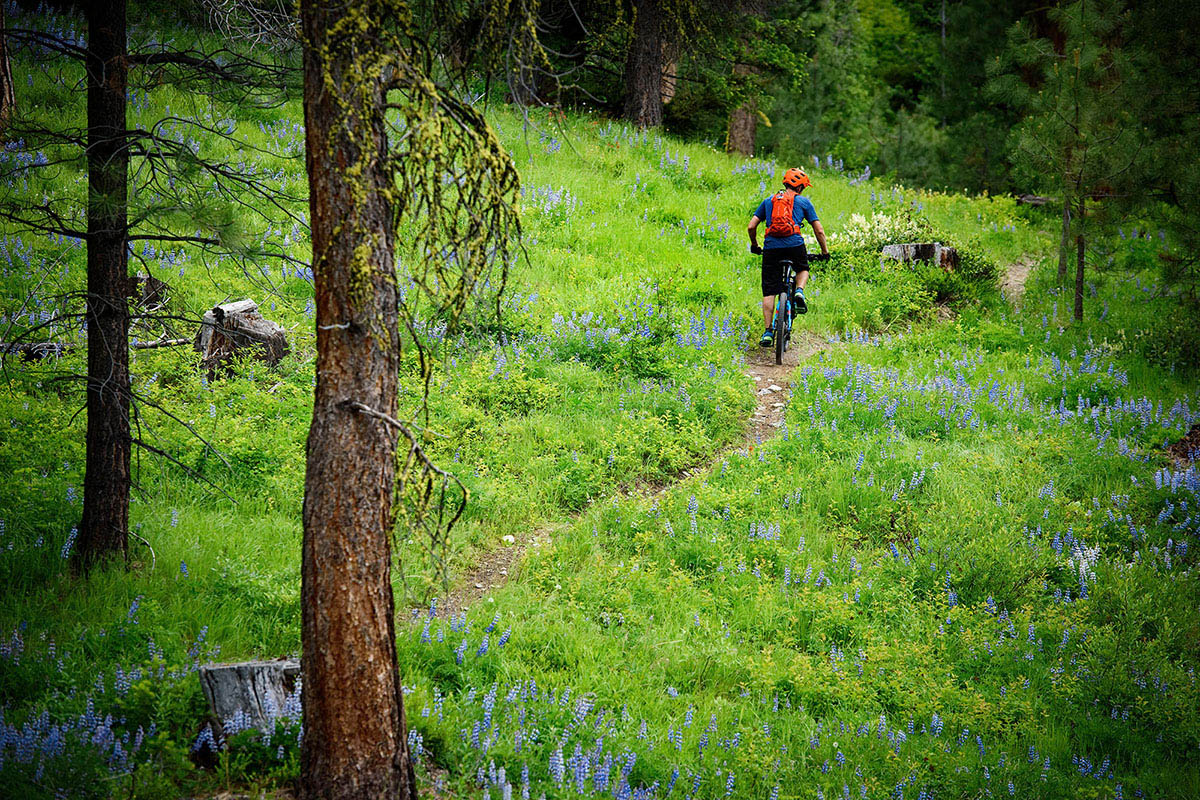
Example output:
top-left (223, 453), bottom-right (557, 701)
top-left (761, 245), bottom-right (809, 297)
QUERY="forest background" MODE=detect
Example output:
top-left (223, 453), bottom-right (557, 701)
top-left (1, 0), bottom-right (1199, 798)
top-left (433, 0), bottom-right (1200, 308)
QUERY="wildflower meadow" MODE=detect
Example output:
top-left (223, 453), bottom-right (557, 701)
top-left (0, 4), bottom-right (1197, 799)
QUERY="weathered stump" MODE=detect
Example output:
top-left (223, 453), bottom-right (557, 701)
top-left (133, 273), bottom-right (170, 314)
top-left (198, 658), bottom-right (300, 740)
top-left (882, 242), bottom-right (959, 272)
top-left (132, 272), bottom-right (179, 338)
top-left (194, 299), bottom-right (289, 377)
top-left (934, 244), bottom-right (959, 272)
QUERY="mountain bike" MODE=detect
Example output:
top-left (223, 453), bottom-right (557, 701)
top-left (769, 252), bottom-right (828, 365)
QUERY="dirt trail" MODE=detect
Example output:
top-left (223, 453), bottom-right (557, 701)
top-left (742, 328), bottom-right (827, 442)
top-left (428, 327), bottom-right (830, 620)
top-left (1167, 423), bottom-right (1200, 466)
top-left (429, 254), bottom-right (1038, 619)
top-left (1001, 255), bottom-right (1036, 303)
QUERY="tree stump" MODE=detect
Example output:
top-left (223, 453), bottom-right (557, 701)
top-left (132, 272), bottom-right (178, 337)
top-left (198, 658), bottom-right (300, 739)
top-left (134, 273), bottom-right (170, 314)
top-left (882, 242), bottom-right (958, 272)
top-left (934, 244), bottom-right (959, 272)
top-left (193, 299), bottom-right (289, 377)
top-left (881, 243), bottom-right (935, 262)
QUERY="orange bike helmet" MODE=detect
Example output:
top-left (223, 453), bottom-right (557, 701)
top-left (782, 167), bottom-right (811, 191)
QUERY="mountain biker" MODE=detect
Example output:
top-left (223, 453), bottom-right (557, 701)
top-left (747, 168), bottom-right (829, 347)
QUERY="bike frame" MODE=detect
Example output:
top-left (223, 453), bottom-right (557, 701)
top-left (771, 259), bottom-right (796, 365)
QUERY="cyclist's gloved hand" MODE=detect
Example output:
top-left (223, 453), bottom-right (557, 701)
top-left (750, 244), bottom-right (763, 255)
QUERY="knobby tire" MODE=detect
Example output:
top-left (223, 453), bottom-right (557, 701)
top-left (774, 292), bottom-right (788, 365)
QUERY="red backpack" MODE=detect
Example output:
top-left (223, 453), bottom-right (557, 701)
top-left (765, 190), bottom-right (803, 237)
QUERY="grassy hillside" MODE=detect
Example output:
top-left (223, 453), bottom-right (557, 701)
top-left (1, 6), bottom-right (1197, 799)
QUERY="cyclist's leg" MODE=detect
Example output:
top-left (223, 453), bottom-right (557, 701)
top-left (785, 246), bottom-right (808, 315)
top-left (761, 249), bottom-right (785, 343)
top-left (794, 244), bottom-right (810, 291)
top-left (759, 295), bottom-right (775, 346)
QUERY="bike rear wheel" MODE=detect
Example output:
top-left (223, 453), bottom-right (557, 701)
top-left (774, 292), bottom-right (788, 365)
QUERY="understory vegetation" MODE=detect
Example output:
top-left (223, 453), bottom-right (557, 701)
top-left (1, 5), bottom-right (1197, 799)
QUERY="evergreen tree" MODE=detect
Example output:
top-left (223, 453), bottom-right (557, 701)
top-left (1, 5), bottom-right (298, 569)
top-left (989, 0), bottom-right (1134, 320)
top-left (1122, 0), bottom-right (1200, 307)
top-left (297, 1), bottom-right (525, 795)
top-left (0, 4), bottom-right (14, 138)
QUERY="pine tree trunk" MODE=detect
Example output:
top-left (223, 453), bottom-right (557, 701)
top-left (0, 5), bottom-right (15, 139)
top-left (726, 101), bottom-right (756, 156)
top-left (508, 63), bottom-right (540, 106)
top-left (660, 44), bottom-right (680, 105)
top-left (1074, 197), bottom-right (1085, 321)
top-left (298, 3), bottom-right (416, 799)
top-left (1057, 198), bottom-right (1071, 283)
top-left (623, 0), bottom-right (665, 128)
top-left (725, 64), bottom-right (756, 156)
top-left (75, 0), bottom-right (130, 570)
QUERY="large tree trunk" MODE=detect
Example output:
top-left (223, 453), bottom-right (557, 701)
top-left (623, 0), bottom-right (666, 128)
top-left (0, 5), bottom-right (15, 139)
top-left (298, 3), bottom-right (416, 799)
top-left (1057, 197), bottom-right (1071, 283)
top-left (75, 0), bottom-right (130, 570)
top-left (1074, 196), bottom-right (1085, 321)
top-left (726, 63), bottom-right (757, 156)
top-left (726, 102), bottom-right (756, 156)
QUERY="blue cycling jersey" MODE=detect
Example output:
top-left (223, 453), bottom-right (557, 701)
top-left (753, 194), bottom-right (819, 250)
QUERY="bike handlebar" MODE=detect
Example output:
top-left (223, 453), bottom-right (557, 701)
top-left (750, 246), bottom-right (831, 261)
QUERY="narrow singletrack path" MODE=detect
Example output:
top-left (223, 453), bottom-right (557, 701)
top-left (428, 325), bottom-right (829, 620)
top-left (1001, 254), bottom-right (1036, 303)
top-left (428, 255), bottom-right (1040, 619)
top-left (742, 328), bottom-right (826, 443)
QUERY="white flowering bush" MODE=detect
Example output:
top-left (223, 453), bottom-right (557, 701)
top-left (832, 210), bottom-right (934, 251)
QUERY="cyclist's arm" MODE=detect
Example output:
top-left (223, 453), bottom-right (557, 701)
top-left (748, 215), bottom-right (762, 250)
top-left (810, 219), bottom-right (829, 256)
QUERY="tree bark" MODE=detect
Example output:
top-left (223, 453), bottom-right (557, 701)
top-left (725, 65), bottom-right (756, 156)
top-left (726, 101), bottom-right (756, 156)
top-left (1057, 197), bottom-right (1071, 283)
top-left (0, 5), bottom-right (15, 139)
top-left (1074, 196), bottom-right (1085, 321)
top-left (299, 3), bottom-right (416, 799)
top-left (623, 0), bottom-right (666, 128)
top-left (75, 0), bottom-right (131, 570)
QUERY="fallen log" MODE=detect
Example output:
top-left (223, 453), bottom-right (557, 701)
top-left (1016, 194), bottom-right (1054, 206)
top-left (193, 299), bottom-right (289, 378)
top-left (1, 337), bottom-right (190, 361)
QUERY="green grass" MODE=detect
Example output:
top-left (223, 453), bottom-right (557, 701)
top-left (1, 5), bottom-right (1197, 799)
top-left (391, 264), bottom-right (1198, 799)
